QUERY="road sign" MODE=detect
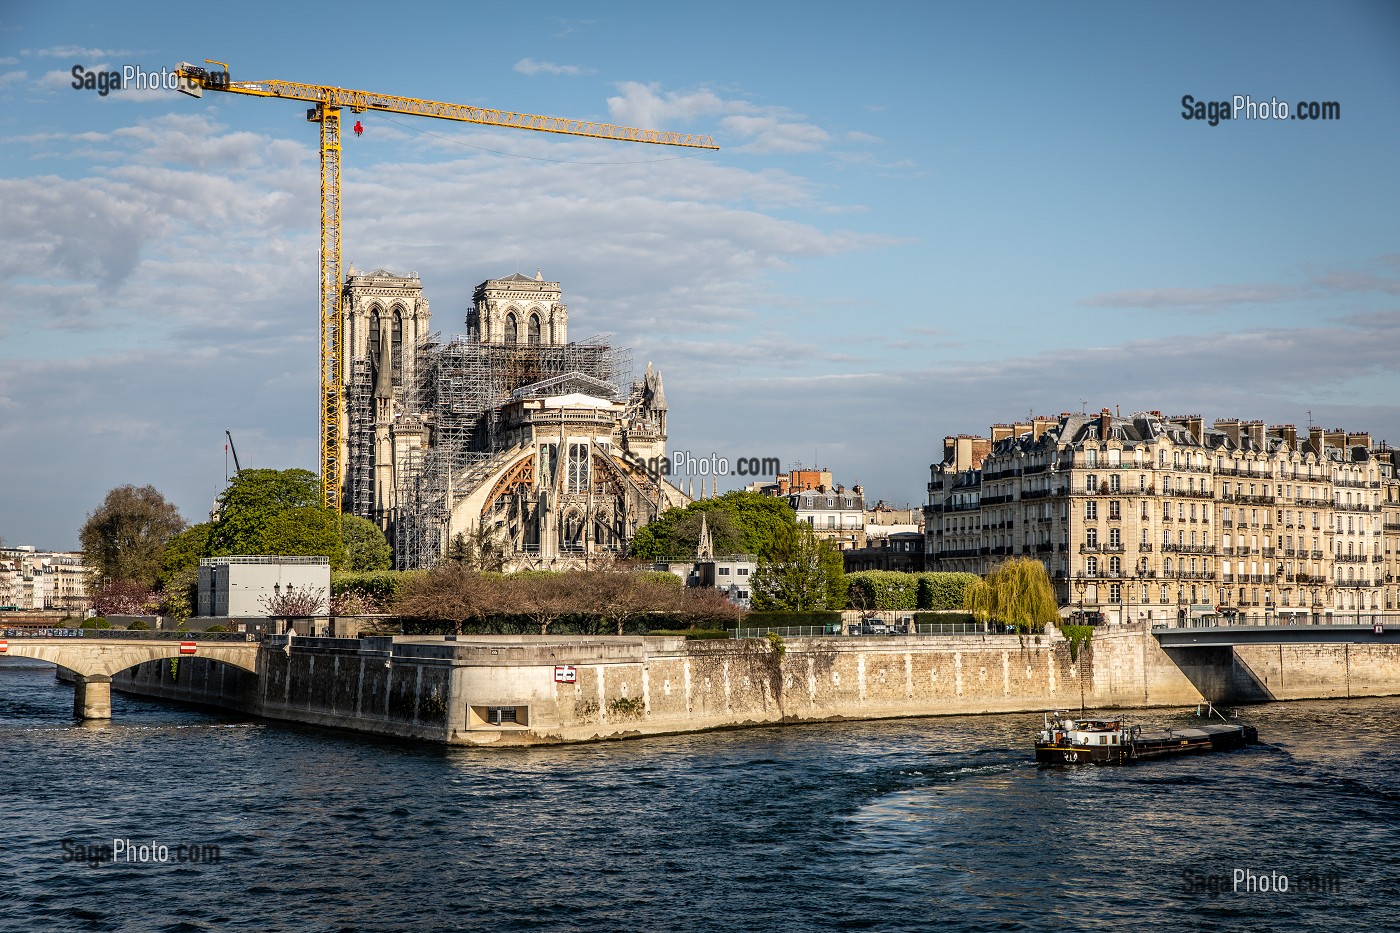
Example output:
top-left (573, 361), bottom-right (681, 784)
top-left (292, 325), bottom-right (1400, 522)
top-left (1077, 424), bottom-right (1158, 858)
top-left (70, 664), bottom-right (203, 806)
top-left (0, 639), bottom-right (7, 653)
top-left (179, 641), bottom-right (198, 655)
top-left (1374, 623), bottom-right (1385, 635)
top-left (554, 665), bottom-right (577, 684)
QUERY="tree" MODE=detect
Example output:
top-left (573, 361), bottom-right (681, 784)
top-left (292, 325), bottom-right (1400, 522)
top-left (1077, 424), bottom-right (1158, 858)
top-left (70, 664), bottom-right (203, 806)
top-left (443, 521), bottom-right (508, 572)
top-left (341, 514), bottom-right (392, 572)
top-left (630, 492), bottom-right (797, 559)
top-left (79, 485), bottom-right (186, 590)
top-left (394, 563), bottom-right (504, 630)
top-left (513, 571), bottom-right (576, 635)
top-left (91, 579), bottom-right (159, 616)
top-left (584, 570), bottom-right (684, 635)
top-left (750, 522), bottom-right (846, 611)
top-left (160, 522), bottom-right (212, 584)
top-left (260, 585), bottom-right (328, 617)
top-left (963, 558), bottom-right (1061, 634)
top-left (260, 507), bottom-right (347, 569)
top-left (206, 468), bottom-right (320, 556)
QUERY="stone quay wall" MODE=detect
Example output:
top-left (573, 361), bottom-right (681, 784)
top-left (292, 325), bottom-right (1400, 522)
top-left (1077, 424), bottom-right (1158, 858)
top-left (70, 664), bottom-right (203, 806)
top-left (110, 625), bottom-right (1400, 746)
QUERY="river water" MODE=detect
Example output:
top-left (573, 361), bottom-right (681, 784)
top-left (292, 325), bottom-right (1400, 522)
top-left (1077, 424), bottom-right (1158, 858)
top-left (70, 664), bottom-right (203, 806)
top-left (1, 659), bottom-right (1395, 932)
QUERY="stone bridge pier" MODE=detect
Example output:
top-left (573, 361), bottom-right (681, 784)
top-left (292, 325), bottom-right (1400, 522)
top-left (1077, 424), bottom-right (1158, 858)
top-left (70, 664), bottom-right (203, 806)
top-left (0, 639), bottom-right (260, 720)
top-left (73, 675), bottom-right (113, 719)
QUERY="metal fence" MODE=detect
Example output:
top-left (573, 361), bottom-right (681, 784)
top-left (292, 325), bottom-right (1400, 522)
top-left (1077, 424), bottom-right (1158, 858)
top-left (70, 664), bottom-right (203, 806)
top-left (1151, 613), bottom-right (1400, 631)
top-left (732, 622), bottom-right (996, 639)
top-left (2, 628), bottom-right (261, 642)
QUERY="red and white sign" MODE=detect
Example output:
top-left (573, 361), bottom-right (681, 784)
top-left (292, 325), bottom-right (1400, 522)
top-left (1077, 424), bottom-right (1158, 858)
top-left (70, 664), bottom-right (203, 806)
top-left (0, 639), bottom-right (8, 653)
top-left (179, 641), bottom-right (198, 655)
top-left (554, 665), bottom-right (577, 684)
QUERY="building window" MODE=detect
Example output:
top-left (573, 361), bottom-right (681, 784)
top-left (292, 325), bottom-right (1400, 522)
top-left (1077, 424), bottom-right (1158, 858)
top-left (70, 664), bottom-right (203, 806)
top-left (1085, 500), bottom-right (1098, 520)
top-left (1086, 528), bottom-right (1098, 548)
top-left (738, 567), bottom-right (749, 576)
top-left (1110, 474), bottom-right (1121, 492)
top-left (1109, 500), bottom-right (1121, 519)
top-left (1086, 473), bottom-right (1097, 492)
top-left (505, 312), bottom-right (519, 344)
top-left (1109, 583), bottom-right (1122, 602)
top-left (1109, 556), bottom-right (1122, 575)
top-left (528, 313), bottom-right (542, 345)
top-left (392, 311), bottom-right (403, 384)
top-left (566, 442), bottom-right (590, 493)
top-left (1109, 528), bottom-right (1121, 549)
top-left (1086, 556), bottom-right (1098, 576)
top-left (1086, 450), bottom-right (1098, 468)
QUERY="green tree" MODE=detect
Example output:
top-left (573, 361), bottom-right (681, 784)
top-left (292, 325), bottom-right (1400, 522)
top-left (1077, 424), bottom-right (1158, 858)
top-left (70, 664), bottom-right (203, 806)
top-left (261, 506), bottom-right (347, 569)
top-left (79, 484), bottom-right (186, 590)
top-left (443, 521), bottom-right (507, 572)
top-left (206, 468), bottom-right (320, 556)
top-left (341, 514), bottom-right (392, 571)
top-left (160, 522), bottom-right (212, 585)
top-left (630, 491), bottom-right (796, 559)
top-left (750, 522), bottom-right (846, 611)
top-left (963, 558), bottom-right (1061, 634)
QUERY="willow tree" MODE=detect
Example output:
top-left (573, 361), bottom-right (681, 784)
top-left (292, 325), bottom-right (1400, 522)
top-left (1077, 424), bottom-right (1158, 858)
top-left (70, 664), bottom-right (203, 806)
top-left (963, 558), bottom-right (1060, 634)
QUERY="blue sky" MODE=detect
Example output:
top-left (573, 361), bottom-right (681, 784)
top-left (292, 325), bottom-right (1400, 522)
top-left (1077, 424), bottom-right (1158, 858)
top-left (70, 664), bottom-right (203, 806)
top-left (2, 1), bottom-right (1398, 548)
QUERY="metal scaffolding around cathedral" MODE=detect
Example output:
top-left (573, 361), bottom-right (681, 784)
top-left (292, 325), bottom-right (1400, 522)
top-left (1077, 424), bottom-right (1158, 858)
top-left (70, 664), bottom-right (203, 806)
top-left (340, 267), bottom-right (688, 569)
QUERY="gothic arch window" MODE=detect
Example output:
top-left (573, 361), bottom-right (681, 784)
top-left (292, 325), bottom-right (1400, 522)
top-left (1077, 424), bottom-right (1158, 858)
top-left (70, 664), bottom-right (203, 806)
top-left (505, 312), bottom-right (518, 344)
top-left (368, 309), bottom-right (381, 366)
top-left (392, 310), bottom-right (403, 385)
top-left (562, 510), bottom-right (585, 551)
top-left (528, 313), bottom-right (541, 345)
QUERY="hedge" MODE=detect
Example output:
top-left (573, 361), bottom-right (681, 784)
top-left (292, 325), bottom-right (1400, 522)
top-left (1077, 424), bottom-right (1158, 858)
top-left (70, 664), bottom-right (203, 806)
top-left (845, 572), bottom-right (981, 611)
top-left (332, 570), bottom-right (424, 606)
top-left (735, 610), bottom-right (841, 629)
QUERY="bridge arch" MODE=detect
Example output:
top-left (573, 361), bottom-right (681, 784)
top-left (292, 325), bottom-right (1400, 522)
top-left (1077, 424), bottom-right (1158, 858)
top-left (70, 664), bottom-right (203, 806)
top-left (0, 639), bottom-right (259, 720)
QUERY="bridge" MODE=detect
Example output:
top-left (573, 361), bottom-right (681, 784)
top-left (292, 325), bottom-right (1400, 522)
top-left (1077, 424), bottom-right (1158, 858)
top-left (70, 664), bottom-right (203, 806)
top-left (0, 630), bottom-right (260, 719)
top-left (1152, 617), bottom-right (1400, 649)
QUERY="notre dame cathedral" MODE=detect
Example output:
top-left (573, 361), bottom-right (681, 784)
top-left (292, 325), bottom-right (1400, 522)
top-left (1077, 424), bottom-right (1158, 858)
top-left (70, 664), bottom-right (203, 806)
top-left (338, 266), bottom-right (689, 569)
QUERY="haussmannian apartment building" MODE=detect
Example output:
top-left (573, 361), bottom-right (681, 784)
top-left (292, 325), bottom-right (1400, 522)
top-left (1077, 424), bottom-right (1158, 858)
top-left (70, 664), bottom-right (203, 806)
top-left (924, 410), bottom-right (1400, 625)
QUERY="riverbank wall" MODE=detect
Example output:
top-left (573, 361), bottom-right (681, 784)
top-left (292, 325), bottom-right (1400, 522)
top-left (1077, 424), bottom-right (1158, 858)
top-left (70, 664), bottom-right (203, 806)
top-left (109, 624), bottom-right (1400, 746)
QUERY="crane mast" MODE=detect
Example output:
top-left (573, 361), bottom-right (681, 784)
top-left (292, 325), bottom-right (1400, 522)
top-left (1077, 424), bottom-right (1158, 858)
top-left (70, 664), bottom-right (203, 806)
top-left (176, 59), bottom-right (717, 512)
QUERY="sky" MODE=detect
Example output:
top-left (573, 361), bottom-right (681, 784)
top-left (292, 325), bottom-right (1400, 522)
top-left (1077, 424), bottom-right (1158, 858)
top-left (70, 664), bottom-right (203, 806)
top-left (1, 1), bottom-right (1398, 550)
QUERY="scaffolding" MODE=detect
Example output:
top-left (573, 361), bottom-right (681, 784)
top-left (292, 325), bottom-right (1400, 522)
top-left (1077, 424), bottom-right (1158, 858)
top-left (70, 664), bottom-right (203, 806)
top-left (345, 359), bottom-right (376, 520)
top-left (390, 337), bottom-right (632, 569)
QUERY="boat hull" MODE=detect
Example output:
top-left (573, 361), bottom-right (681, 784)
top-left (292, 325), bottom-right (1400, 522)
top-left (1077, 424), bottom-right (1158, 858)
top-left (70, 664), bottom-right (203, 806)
top-left (1035, 723), bottom-right (1257, 766)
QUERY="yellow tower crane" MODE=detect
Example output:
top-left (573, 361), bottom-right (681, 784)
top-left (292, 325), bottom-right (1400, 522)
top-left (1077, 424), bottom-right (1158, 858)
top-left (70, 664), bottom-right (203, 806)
top-left (174, 59), bottom-right (718, 512)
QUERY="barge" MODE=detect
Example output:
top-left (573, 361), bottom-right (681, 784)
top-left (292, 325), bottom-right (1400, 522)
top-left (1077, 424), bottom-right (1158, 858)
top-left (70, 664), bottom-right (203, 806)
top-left (1035, 709), bottom-right (1258, 765)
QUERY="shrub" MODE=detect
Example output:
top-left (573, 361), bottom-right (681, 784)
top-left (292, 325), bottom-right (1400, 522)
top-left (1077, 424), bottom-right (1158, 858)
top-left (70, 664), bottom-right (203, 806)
top-left (916, 572), bottom-right (981, 610)
top-left (127, 619), bottom-right (152, 631)
top-left (740, 610), bottom-right (841, 629)
top-left (203, 624), bottom-right (230, 633)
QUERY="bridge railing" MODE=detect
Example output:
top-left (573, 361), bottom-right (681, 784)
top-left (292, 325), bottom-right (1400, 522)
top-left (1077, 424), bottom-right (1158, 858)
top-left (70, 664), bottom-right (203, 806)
top-left (2, 628), bottom-right (262, 642)
top-left (1151, 614), bottom-right (1400, 632)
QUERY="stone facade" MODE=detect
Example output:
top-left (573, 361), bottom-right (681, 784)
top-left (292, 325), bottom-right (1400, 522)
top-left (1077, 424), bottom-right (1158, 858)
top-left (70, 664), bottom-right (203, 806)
top-left (925, 411), bottom-right (1400, 624)
top-left (340, 268), bottom-right (687, 569)
top-left (0, 547), bottom-right (88, 611)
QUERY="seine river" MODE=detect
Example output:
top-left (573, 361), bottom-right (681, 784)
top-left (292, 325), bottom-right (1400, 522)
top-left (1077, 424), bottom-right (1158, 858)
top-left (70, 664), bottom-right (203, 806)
top-left (1, 659), bottom-right (1395, 932)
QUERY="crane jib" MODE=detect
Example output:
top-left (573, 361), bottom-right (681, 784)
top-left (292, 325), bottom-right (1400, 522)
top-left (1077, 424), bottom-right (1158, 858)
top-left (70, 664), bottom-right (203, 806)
top-left (175, 58), bottom-right (717, 514)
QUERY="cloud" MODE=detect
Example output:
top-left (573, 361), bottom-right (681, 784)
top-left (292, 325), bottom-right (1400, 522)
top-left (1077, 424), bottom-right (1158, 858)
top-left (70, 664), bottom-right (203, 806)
top-left (607, 81), bottom-right (834, 154)
top-left (1079, 284), bottom-right (1304, 310)
top-left (0, 70), bottom-right (25, 91)
top-left (23, 45), bottom-right (132, 59)
top-left (514, 58), bottom-right (596, 77)
top-left (0, 111), bottom-right (888, 544)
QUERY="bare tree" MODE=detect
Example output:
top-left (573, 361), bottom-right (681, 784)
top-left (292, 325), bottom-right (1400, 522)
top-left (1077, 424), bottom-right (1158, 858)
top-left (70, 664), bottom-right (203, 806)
top-left (395, 563), bottom-right (504, 632)
top-left (513, 572), bottom-right (577, 635)
top-left (259, 586), bottom-right (327, 617)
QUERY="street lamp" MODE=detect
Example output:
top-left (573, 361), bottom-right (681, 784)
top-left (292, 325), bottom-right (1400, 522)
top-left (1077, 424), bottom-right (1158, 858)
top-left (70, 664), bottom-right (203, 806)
top-left (1074, 572), bottom-right (1087, 623)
